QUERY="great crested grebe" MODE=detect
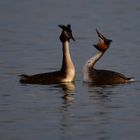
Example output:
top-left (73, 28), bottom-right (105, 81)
top-left (20, 24), bottom-right (76, 84)
top-left (83, 29), bottom-right (134, 85)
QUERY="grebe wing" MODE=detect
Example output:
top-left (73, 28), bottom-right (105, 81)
top-left (88, 68), bottom-right (134, 85)
top-left (20, 71), bottom-right (65, 84)
top-left (95, 69), bottom-right (130, 80)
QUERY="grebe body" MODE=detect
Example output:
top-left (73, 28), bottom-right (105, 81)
top-left (20, 24), bottom-right (75, 84)
top-left (83, 29), bottom-right (134, 85)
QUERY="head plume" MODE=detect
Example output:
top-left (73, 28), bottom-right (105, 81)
top-left (59, 24), bottom-right (75, 42)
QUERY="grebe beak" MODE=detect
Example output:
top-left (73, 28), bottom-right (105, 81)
top-left (96, 28), bottom-right (112, 45)
top-left (58, 24), bottom-right (75, 41)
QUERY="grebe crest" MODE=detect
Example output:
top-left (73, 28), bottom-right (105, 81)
top-left (83, 29), bottom-right (134, 85)
top-left (59, 24), bottom-right (75, 42)
top-left (20, 24), bottom-right (76, 84)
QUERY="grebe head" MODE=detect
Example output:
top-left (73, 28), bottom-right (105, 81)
top-left (93, 29), bottom-right (112, 52)
top-left (59, 24), bottom-right (75, 42)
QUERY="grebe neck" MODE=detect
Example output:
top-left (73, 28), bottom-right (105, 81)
top-left (61, 41), bottom-right (75, 72)
top-left (84, 51), bottom-right (104, 69)
top-left (83, 51), bottom-right (104, 82)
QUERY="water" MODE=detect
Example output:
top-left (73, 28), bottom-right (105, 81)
top-left (0, 0), bottom-right (140, 140)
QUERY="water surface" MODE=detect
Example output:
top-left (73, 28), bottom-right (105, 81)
top-left (0, 0), bottom-right (140, 140)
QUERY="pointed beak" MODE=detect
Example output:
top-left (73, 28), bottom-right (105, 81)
top-left (58, 24), bottom-right (65, 30)
top-left (70, 34), bottom-right (75, 41)
top-left (96, 28), bottom-right (112, 44)
top-left (96, 28), bottom-right (105, 40)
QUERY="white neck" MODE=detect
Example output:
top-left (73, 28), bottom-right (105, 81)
top-left (61, 41), bottom-right (75, 81)
top-left (83, 51), bottom-right (104, 82)
top-left (84, 51), bottom-right (104, 69)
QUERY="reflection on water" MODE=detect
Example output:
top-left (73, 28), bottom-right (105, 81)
top-left (57, 82), bottom-right (75, 94)
top-left (60, 84), bottom-right (115, 140)
top-left (56, 82), bottom-right (75, 105)
top-left (86, 83), bottom-right (114, 98)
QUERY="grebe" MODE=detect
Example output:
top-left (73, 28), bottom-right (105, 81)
top-left (83, 29), bottom-right (134, 85)
top-left (20, 24), bottom-right (76, 84)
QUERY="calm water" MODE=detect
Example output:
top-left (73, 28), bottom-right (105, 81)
top-left (0, 0), bottom-right (140, 140)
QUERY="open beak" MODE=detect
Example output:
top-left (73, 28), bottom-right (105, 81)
top-left (70, 34), bottom-right (75, 41)
top-left (96, 29), bottom-right (112, 44)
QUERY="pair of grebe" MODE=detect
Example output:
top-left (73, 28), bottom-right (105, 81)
top-left (20, 24), bottom-right (134, 85)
